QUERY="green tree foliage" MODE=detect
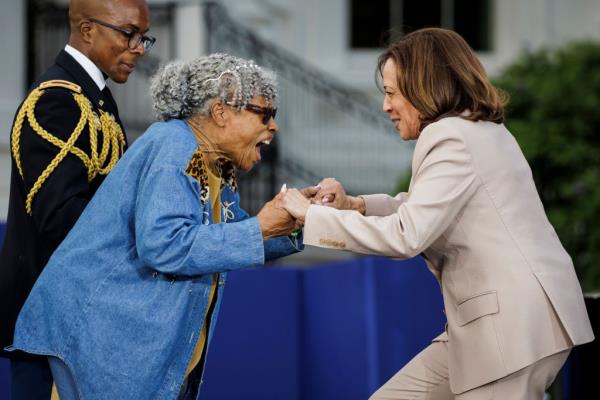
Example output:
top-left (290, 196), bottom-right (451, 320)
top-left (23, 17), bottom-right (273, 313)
top-left (495, 42), bottom-right (600, 292)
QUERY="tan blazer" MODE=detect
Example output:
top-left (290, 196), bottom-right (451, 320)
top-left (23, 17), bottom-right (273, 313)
top-left (303, 116), bottom-right (594, 394)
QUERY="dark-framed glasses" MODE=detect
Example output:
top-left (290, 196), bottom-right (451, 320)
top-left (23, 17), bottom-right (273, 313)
top-left (245, 104), bottom-right (277, 125)
top-left (88, 18), bottom-right (156, 52)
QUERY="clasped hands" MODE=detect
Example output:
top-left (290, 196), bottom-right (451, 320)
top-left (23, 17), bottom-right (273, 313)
top-left (257, 178), bottom-right (364, 239)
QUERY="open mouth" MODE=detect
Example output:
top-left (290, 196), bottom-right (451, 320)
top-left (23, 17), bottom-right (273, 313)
top-left (254, 138), bottom-right (272, 161)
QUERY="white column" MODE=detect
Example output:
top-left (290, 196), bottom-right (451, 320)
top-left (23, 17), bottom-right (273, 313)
top-left (174, 2), bottom-right (206, 61)
top-left (0, 0), bottom-right (25, 146)
top-left (0, 0), bottom-right (25, 220)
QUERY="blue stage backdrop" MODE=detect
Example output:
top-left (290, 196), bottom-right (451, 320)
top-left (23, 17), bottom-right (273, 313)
top-left (0, 220), bottom-right (445, 400)
top-left (200, 256), bottom-right (445, 400)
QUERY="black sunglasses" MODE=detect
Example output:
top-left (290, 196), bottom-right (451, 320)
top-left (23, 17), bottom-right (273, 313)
top-left (245, 103), bottom-right (277, 125)
top-left (89, 18), bottom-right (156, 52)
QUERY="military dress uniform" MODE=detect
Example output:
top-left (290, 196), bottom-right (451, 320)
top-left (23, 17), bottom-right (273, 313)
top-left (0, 48), bottom-right (127, 381)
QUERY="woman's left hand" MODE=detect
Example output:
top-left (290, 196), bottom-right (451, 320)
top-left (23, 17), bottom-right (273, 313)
top-left (279, 188), bottom-right (311, 225)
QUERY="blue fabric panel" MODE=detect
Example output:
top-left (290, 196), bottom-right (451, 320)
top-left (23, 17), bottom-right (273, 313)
top-left (300, 256), bottom-right (445, 400)
top-left (200, 255), bottom-right (445, 400)
top-left (200, 268), bottom-right (302, 400)
top-left (0, 357), bottom-right (8, 400)
top-left (300, 259), bottom-right (372, 400)
top-left (366, 257), bottom-right (446, 389)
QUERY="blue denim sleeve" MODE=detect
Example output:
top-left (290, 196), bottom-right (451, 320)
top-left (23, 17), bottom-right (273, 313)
top-left (135, 166), bottom-right (265, 276)
top-left (263, 234), bottom-right (304, 261)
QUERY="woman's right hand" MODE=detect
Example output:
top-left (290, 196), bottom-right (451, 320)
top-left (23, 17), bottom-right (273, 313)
top-left (312, 178), bottom-right (347, 208)
top-left (256, 192), bottom-right (297, 239)
top-left (314, 178), bottom-right (365, 213)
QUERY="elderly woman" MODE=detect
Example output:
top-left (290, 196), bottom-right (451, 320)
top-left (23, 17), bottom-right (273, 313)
top-left (8, 54), bottom-right (304, 399)
top-left (281, 28), bottom-right (593, 399)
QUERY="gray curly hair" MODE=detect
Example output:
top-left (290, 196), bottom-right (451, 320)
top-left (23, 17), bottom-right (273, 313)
top-left (150, 53), bottom-right (278, 121)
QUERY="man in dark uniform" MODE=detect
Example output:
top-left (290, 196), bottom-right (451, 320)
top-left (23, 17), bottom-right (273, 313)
top-left (0, 0), bottom-right (154, 398)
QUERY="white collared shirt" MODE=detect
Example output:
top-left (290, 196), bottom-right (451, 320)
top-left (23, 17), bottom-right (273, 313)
top-left (64, 44), bottom-right (106, 91)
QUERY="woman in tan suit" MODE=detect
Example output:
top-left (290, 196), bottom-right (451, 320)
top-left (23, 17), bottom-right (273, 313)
top-left (281, 28), bottom-right (594, 399)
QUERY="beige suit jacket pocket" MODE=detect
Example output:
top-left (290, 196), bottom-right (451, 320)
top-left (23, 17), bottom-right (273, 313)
top-left (456, 291), bottom-right (499, 327)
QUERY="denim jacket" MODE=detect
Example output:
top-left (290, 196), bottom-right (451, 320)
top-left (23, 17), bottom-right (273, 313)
top-left (9, 119), bottom-right (302, 399)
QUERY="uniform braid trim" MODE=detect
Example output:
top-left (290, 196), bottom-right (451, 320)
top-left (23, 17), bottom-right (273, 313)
top-left (10, 80), bottom-right (126, 215)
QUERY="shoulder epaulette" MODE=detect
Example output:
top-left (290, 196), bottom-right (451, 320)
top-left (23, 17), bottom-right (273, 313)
top-left (11, 79), bottom-right (125, 215)
top-left (38, 79), bottom-right (82, 93)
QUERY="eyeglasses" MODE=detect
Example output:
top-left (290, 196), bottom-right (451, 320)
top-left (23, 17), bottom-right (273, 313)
top-left (245, 104), bottom-right (277, 125)
top-left (88, 18), bottom-right (156, 52)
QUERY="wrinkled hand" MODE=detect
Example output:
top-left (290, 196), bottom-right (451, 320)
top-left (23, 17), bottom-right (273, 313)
top-left (257, 192), bottom-right (297, 239)
top-left (280, 188), bottom-right (311, 225)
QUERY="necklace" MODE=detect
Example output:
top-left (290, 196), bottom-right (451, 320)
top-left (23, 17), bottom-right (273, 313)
top-left (186, 118), bottom-right (230, 176)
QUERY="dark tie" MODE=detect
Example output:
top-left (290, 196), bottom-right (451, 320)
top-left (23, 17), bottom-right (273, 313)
top-left (101, 86), bottom-right (127, 146)
top-left (101, 86), bottom-right (118, 116)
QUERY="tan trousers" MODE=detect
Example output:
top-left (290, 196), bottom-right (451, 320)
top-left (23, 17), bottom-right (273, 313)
top-left (370, 341), bottom-right (570, 400)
